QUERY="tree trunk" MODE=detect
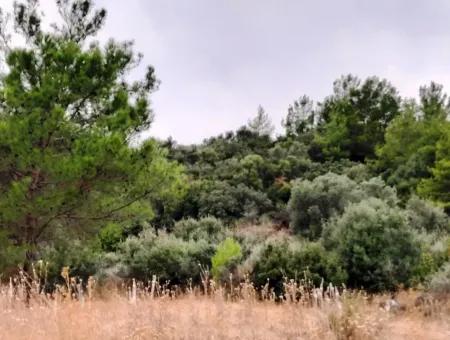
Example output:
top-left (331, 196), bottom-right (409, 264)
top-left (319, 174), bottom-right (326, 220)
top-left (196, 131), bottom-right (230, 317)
top-left (22, 247), bottom-right (37, 306)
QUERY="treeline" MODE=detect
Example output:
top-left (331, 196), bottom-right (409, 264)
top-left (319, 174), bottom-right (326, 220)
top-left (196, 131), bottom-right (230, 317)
top-left (0, 0), bottom-right (449, 294)
top-left (161, 76), bottom-right (449, 226)
top-left (149, 75), bottom-right (449, 293)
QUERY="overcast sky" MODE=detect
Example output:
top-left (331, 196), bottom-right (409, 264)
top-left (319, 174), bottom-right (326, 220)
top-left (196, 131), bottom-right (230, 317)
top-left (3, 0), bottom-right (450, 144)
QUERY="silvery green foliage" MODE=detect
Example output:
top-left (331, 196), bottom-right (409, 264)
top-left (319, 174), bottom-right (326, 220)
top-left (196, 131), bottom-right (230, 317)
top-left (323, 198), bottom-right (420, 292)
top-left (234, 224), bottom-right (290, 278)
top-left (342, 163), bottom-right (372, 182)
top-left (40, 239), bottom-right (103, 282)
top-left (429, 263), bottom-right (450, 295)
top-left (173, 216), bottom-right (225, 243)
top-left (251, 239), bottom-right (347, 295)
top-left (359, 177), bottom-right (399, 206)
top-left (198, 182), bottom-right (272, 221)
top-left (406, 196), bottom-right (449, 233)
top-left (288, 173), bottom-right (401, 239)
top-left (113, 229), bottom-right (214, 283)
top-left (288, 173), bottom-right (360, 239)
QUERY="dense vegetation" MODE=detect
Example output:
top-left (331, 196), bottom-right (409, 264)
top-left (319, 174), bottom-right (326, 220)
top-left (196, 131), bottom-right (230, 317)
top-left (0, 0), bottom-right (449, 294)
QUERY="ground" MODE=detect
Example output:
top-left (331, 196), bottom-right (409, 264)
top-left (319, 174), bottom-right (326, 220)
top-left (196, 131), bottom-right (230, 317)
top-left (0, 288), bottom-right (449, 339)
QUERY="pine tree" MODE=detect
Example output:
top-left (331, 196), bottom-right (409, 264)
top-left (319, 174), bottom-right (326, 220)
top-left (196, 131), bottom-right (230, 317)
top-left (0, 0), bottom-right (184, 267)
top-left (283, 95), bottom-right (315, 137)
top-left (247, 105), bottom-right (274, 136)
top-left (419, 127), bottom-right (450, 212)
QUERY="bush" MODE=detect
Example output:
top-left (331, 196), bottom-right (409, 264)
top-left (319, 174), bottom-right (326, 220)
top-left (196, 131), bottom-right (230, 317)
top-left (359, 177), bottom-right (398, 206)
top-left (289, 242), bottom-right (347, 286)
top-left (173, 216), bottom-right (225, 243)
top-left (115, 229), bottom-right (214, 284)
top-left (251, 241), bottom-right (348, 295)
top-left (252, 242), bottom-right (291, 295)
top-left (99, 223), bottom-right (124, 252)
top-left (40, 239), bottom-right (103, 284)
top-left (197, 181), bottom-right (272, 221)
top-left (430, 236), bottom-right (450, 265)
top-left (232, 224), bottom-right (290, 278)
top-left (342, 163), bottom-right (372, 182)
top-left (267, 141), bottom-right (312, 180)
top-left (211, 238), bottom-right (242, 281)
top-left (428, 263), bottom-right (450, 295)
top-left (413, 250), bottom-right (438, 284)
top-left (323, 198), bottom-right (421, 292)
top-left (0, 231), bottom-right (26, 277)
top-left (288, 173), bottom-right (400, 239)
top-left (406, 196), bottom-right (449, 233)
top-left (410, 233), bottom-right (450, 284)
top-left (288, 173), bottom-right (360, 239)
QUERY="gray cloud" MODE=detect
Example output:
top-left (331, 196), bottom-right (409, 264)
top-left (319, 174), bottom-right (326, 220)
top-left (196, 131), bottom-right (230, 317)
top-left (3, 0), bottom-right (450, 143)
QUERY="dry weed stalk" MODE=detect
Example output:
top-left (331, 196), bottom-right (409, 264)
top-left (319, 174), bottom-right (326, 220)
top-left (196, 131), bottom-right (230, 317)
top-left (0, 268), bottom-right (449, 339)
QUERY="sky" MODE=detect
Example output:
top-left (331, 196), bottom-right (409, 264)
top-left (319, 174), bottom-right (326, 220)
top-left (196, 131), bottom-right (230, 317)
top-left (3, 0), bottom-right (450, 144)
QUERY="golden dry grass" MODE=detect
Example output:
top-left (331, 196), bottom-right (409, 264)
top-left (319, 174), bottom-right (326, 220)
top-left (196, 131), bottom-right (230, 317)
top-left (1, 289), bottom-right (449, 340)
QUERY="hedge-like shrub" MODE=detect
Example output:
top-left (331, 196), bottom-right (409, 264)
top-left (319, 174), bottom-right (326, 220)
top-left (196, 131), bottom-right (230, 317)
top-left (173, 216), bottom-right (225, 243)
top-left (323, 198), bottom-right (421, 292)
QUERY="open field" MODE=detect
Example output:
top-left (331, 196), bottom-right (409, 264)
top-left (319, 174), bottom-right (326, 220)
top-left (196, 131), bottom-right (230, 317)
top-left (1, 286), bottom-right (449, 340)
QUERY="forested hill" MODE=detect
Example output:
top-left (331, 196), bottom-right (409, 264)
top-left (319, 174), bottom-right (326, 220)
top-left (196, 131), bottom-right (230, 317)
top-left (0, 0), bottom-right (449, 295)
top-left (143, 76), bottom-right (449, 293)
top-left (158, 77), bottom-right (449, 230)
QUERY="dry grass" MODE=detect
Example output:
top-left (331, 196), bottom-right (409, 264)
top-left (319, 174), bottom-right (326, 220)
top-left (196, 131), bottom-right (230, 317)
top-left (0, 272), bottom-right (449, 340)
top-left (1, 292), bottom-right (449, 340)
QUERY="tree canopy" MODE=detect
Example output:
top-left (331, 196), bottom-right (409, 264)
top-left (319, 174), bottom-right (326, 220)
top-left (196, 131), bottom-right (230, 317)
top-left (315, 75), bottom-right (400, 162)
top-left (0, 0), bottom-right (184, 266)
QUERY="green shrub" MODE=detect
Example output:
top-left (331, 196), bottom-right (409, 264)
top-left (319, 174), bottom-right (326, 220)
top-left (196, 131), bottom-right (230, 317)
top-left (267, 141), bottom-right (312, 181)
top-left (115, 230), bottom-right (214, 284)
top-left (99, 223), bottom-right (124, 252)
top-left (40, 239), bottom-right (103, 284)
top-left (323, 198), bottom-right (421, 292)
top-left (304, 159), bottom-right (358, 179)
top-left (233, 224), bottom-right (289, 256)
top-left (342, 163), bottom-right (372, 182)
top-left (252, 241), bottom-right (348, 295)
top-left (288, 173), bottom-right (360, 239)
top-left (252, 242), bottom-right (291, 295)
top-left (413, 250), bottom-right (438, 284)
top-left (406, 196), bottom-right (449, 233)
top-left (428, 263), bottom-right (450, 295)
top-left (289, 242), bottom-right (347, 286)
top-left (410, 232), bottom-right (450, 281)
top-left (0, 230), bottom-right (26, 277)
top-left (173, 216), bottom-right (225, 242)
top-left (211, 238), bottom-right (242, 281)
top-left (197, 181), bottom-right (272, 221)
top-left (432, 236), bottom-right (450, 264)
top-left (359, 177), bottom-right (398, 206)
top-left (288, 173), bottom-right (400, 239)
